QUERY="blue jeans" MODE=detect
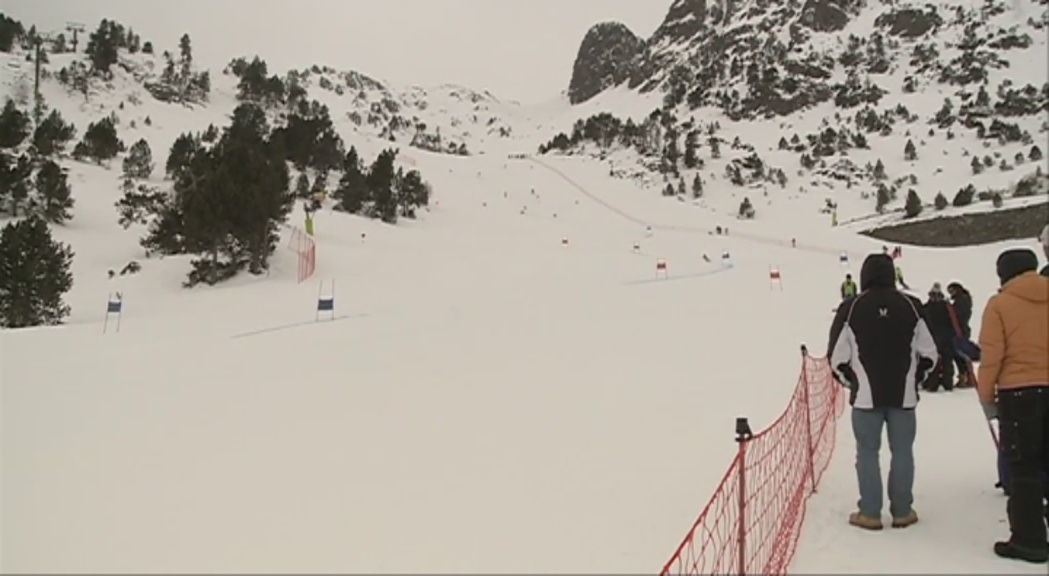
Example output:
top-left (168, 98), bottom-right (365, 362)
top-left (852, 407), bottom-right (917, 518)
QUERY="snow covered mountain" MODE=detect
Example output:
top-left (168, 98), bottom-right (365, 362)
top-left (3, 6), bottom-right (1049, 575)
top-left (557, 0), bottom-right (1048, 231)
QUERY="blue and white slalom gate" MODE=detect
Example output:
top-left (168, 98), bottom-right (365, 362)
top-left (317, 279), bottom-right (335, 321)
top-left (103, 292), bottom-right (123, 333)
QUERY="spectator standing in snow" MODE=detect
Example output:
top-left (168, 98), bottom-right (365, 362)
top-left (828, 253), bottom-right (938, 531)
top-left (947, 281), bottom-right (974, 387)
top-left (977, 248), bottom-right (1049, 564)
top-left (841, 274), bottom-right (858, 299)
top-left (921, 283), bottom-right (956, 392)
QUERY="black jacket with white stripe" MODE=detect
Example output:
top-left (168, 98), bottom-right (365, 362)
top-left (828, 254), bottom-right (939, 409)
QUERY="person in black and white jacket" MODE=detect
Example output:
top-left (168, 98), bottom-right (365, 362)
top-left (828, 253), bottom-right (939, 532)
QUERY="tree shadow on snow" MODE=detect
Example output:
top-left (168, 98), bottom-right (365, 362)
top-left (230, 313), bottom-right (370, 339)
top-left (622, 265), bottom-right (734, 286)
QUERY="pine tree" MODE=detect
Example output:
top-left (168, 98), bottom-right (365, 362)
top-left (677, 176), bottom-right (686, 196)
top-left (34, 160), bottom-right (74, 223)
top-left (738, 197), bottom-right (755, 218)
top-left (32, 108), bottom-right (76, 157)
top-left (876, 184), bottom-right (891, 213)
top-left (122, 138), bottom-right (153, 179)
top-left (333, 146), bottom-right (368, 213)
top-left (904, 188), bottom-right (922, 218)
top-left (85, 19), bottom-right (119, 76)
top-left (952, 184), bottom-right (976, 207)
top-left (0, 216), bottom-right (74, 328)
top-left (114, 177), bottom-right (167, 230)
top-left (1, 153), bottom-right (33, 216)
top-left (691, 173), bottom-right (703, 198)
top-left (0, 15), bottom-right (25, 52)
top-left (934, 191), bottom-right (948, 210)
top-left (396, 169), bottom-right (430, 218)
top-left (683, 130), bottom-right (699, 168)
top-left (0, 99), bottom-right (30, 149)
top-left (368, 148), bottom-right (398, 223)
top-left (971, 155), bottom-right (984, 174)
top-left (186, 103), bottom-right (291, 282)
top-left (178, 33), bottom-right (192, 79)
top-left (662, 127), bottom-right (680, 172)
top-left (72, 116), bottom-right (124, 163)
top-left (166, 132), bottom-right (201, 178)
top-left (904, 139), bottom-right (917, 161)
top-left (873, 158), bottom-right (886, 180)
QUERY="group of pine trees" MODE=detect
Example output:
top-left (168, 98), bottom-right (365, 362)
top-left (146, 33), bottom-right (210, 103)
top-left (0, 98), bottom-right (77, 328)
top-left (0, 100), bottom-right (77, 221)
top-left (223, 54), bottom-right (432, 222)
top-left (115, 99), bottom-right (432, 287)
top-left (115, 103), bottom-right (295, 286)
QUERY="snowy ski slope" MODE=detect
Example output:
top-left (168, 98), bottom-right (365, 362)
top-left (1, 10), bottom-right (1048, 571)
top-left (3, 141), bottom-right (1045, 571)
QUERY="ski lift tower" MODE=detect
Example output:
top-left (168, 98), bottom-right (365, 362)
top-left (66, 22), bottom-right (85, 53)
top-left (31, 31), bottom-right (55, 126)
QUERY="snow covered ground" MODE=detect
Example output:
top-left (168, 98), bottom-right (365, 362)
top-left (3, 139), bottom-right (1046, 571)
top-left (2, 17), bottom-right (1048, 570)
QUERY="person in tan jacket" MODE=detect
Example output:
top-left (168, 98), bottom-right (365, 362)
top-left (977, 248), bottom-right (1049, 564)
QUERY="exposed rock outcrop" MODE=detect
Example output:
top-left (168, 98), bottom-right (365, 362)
top-left (864, 203), bottom-right (1049, 247)
top-left (567, 22), bottom-right (643, 105)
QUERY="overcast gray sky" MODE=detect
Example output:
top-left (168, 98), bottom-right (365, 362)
top-left (6, 0), bottom-right (667, 103)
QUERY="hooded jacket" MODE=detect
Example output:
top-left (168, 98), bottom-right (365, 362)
top-left (977, 270), bottom-right (1049, 404)
top-left (923, 293), bottom-right (956, 351)
top-left (947, 283), bottom-right (973, 338)
top-left (829, 254), bottom-right (939, 409)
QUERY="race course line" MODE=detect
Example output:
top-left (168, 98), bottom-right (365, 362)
top-left (525, 156), bottom-right (862, 261)
top-left (622, 263), bottom-right (735, 286)
top-left (231, 313), bottom-right (370, 339)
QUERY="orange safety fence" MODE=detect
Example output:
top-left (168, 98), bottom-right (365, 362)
top-left (660, 346), bottom-right (845, 575)
top-left (287, 226), bottom-right (316, 283)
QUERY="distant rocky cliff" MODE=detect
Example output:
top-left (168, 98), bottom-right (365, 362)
top-left (567, 22), bottom-right (643, 104)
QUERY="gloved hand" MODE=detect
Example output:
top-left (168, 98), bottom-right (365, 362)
top-left (981, 401), bottom-right (998, 421)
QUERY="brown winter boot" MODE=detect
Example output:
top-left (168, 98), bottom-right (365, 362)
top-left (892, 510), bottom-right (919, 528)
top-left (848, 512), bottom-right (883, 530)
top-left (956, 372), bottom-right (971, 388)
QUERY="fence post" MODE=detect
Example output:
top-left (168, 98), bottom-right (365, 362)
top-left (735, 417), bottom-right (754, 576)
top-left (799, 344), bottom-right (817, 493)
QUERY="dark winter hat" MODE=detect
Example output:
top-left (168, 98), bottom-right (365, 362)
top-left (860, 253), bottom-right (895, 290)
top-left (996, 248), bottom-right (1039, 286)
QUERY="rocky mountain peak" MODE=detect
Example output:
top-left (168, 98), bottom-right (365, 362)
top-left (567, 22), bottom-right (644, 104)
